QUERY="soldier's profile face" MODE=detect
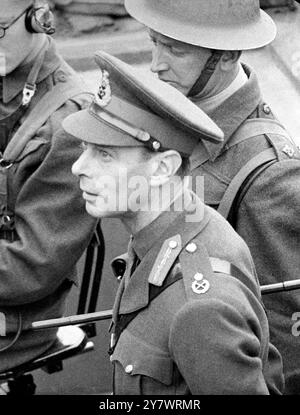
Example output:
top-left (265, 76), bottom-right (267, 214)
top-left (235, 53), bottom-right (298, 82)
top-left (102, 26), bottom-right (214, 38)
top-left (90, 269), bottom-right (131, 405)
top-left (0, 9), bottom-right (36, 75)
top-left (149, 29), bottom-right (211, 96)
top-left (72, 143), bottom-right (153, 219)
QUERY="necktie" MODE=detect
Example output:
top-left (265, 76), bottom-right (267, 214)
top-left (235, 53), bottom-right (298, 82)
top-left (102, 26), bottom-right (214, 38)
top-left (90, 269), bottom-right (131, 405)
top-left (124, 236), bottom-right (139, 288)
top-left (109, 237), bottom-right (139, 354)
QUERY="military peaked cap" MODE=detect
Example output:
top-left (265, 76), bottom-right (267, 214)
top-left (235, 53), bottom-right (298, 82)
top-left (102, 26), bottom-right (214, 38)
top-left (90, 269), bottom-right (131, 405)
top-left (63, 51), bottom-right (223, 156)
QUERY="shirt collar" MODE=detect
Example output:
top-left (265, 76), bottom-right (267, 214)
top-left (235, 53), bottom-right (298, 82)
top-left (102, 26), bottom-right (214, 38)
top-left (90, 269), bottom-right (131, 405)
top-left (190, 64), bottom-right (262, 166)
top-left (1, 36), bottom-right (62, 104)
top-left (195, 63), bottom-right (248, 114)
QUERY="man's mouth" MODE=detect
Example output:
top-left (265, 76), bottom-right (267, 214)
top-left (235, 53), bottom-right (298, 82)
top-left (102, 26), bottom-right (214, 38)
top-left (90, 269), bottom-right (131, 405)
top-left (81, 190), bottom-right (97, 202)
top-left (159, 78), bottom-right (177, 86)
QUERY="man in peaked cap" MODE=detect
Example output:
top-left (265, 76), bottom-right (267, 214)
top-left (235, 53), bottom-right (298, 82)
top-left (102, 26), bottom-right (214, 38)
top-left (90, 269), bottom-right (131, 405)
top-left (125, 0), bottom-right (300, 393)
top-left (63, 51), bottom-right (283, 395)
top-left (0, 0), bottom-right (97, 385)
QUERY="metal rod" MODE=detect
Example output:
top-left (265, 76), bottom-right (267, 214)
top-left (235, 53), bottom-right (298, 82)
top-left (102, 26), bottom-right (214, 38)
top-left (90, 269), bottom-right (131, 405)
top-left (31, 309), bottom-right (113, 331)
top-left (261, 279), bottom-right (300, 295)
top-left (30, 279), bottom-right (300, 331)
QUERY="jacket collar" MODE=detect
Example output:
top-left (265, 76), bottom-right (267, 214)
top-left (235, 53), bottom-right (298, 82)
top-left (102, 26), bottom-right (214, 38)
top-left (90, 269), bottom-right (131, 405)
top-left (117, 190), bottom-right (211, 315)
top-left (132, 208), bottom-right (180, 262)
top-left (1, 36), bottom-right (62, 104)
top-left (190, 64), bottom-right (262, 167)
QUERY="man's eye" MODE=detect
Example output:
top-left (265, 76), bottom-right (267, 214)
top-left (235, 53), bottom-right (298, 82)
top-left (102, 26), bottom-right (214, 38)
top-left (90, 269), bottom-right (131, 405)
top-left (170, 47), bottom-right (185, 56)
top-left (96, 148), bottom-right (112, 160)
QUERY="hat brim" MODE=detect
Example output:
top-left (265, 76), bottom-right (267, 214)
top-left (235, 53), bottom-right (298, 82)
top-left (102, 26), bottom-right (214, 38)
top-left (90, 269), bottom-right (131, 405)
top-left (125, 0), bottom-right (277, 50)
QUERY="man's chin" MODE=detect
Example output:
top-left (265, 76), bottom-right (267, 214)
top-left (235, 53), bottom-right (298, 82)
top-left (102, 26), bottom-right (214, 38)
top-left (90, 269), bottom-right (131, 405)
top-left (163, 80), bottom-right (187, 96)
top-left (85, 203), bottom-right (124, 219)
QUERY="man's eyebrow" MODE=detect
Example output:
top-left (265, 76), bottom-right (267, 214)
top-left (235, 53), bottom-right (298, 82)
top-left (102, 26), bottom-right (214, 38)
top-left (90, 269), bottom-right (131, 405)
top-left (149, 30), bottom-right (174, 45)
top-left (151, 36), bottom-right (186, 50)
top-left (94, 144), bottom-right (117, 154)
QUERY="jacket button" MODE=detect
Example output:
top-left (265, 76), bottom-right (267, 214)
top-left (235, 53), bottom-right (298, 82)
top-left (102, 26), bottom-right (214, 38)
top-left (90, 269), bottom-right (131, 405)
top-left (194, 272), bottom-right (203, 281)
top-left (54, 70), bottom-right (67, 83)
top-left (186, 242), bottom-right (197, 253)
top-left (169, 240), bottom-right (178, 249)
top-left (263, 104), bottom-right (271, 115)
top-left (125, 364), bottom-right (133, 374)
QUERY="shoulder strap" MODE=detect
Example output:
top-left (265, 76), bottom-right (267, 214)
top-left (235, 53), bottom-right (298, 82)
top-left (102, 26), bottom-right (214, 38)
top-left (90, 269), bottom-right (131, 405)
top-left (4, 76), bottom-right (92, 162)
top-left (216, 117), bottom-right (293, 220)
top-left (217, 148), bottom-right (277, 219)
top-left (229, 118), bottom-right (293, 148)
top-left (209, 257), bottom-right (261, 299)
top-left (180, 236), bottom-right (260, 300)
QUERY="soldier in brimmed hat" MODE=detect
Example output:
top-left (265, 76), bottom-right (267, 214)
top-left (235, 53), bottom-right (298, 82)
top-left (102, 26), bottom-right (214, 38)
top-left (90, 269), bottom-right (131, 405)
top-left (63, 51), bottom-right (284, 395)
top-left (125, 0), bottom-right (300, 393)
top-left (0, 0), bottom-right (96, 380)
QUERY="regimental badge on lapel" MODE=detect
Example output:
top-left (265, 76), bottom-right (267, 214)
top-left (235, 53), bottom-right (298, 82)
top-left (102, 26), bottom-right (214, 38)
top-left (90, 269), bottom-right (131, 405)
top-left (94, 70), bottom-right (112, 108)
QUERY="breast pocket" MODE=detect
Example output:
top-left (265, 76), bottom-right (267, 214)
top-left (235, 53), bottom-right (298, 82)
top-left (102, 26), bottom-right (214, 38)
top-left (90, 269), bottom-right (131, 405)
top-left (111, 329), bottom-right (174, 395)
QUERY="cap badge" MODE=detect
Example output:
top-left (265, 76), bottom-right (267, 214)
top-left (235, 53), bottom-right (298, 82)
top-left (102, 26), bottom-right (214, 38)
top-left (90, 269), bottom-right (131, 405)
top-left (94, 70), bottom-right (112, 108)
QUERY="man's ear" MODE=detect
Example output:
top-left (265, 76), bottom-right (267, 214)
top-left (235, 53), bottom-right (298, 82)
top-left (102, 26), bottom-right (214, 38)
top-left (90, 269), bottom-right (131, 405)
top-left (149, 150), bottom-right (182, 187)
top-left (220, 51), bottom-right (241, 71)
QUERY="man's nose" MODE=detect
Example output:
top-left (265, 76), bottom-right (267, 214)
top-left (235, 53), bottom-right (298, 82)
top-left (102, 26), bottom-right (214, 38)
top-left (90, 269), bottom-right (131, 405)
top-left (72, 149), bottom-right (90, 177)
top-left (150, 46), bottom-right (169, 74)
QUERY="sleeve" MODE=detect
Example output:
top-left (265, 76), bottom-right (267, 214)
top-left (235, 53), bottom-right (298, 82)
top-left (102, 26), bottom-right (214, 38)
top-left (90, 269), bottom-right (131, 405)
top-left (238, 158), bottom-right (300, 389)
top-left (238, 159), bottom-right (300, 286)
top-left (0, 100), bottom-right (97, 306)
top-left (169, 291), bottom-right (270, 395)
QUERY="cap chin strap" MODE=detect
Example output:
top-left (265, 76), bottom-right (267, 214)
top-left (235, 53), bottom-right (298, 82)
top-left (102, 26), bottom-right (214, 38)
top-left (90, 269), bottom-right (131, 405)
top-left (188, 50), bottom-right (223, 98)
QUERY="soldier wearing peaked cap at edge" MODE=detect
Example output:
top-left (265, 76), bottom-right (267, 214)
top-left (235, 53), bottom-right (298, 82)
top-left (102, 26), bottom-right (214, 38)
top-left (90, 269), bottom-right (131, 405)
top-left (63, 51), bottom-right (284, 395)
top-left (0, 0), bottom-right (97, 377)
top-left (125, 0), bottom-right (300, 394)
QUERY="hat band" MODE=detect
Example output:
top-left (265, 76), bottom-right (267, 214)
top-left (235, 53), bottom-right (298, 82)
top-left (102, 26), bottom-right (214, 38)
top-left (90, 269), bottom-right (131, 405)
top-left (89, 95), bottom-right (198, 155)
top-left (89, 101), bottom-right (162, 151)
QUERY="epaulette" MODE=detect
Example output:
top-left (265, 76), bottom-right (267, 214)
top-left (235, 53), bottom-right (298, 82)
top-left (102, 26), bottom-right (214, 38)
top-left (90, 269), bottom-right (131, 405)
top-left (179, 235), bottom-right (214, 300)
top-left (148, 234), bottom-right (182, 286)
top-left (265, 131), bottom-right (300, 162)
top-left (179, 237), bottom-right (260, 300)
top-left (249, 110), bottom-right (300, 161)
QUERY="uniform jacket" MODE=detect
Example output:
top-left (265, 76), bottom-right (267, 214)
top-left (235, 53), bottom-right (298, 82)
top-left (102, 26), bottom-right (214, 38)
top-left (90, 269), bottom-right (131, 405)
top-left (110, 191), bottom-right (283, 395)
top-left (190, 64), bottom-right (300, 394)
top-left (0, 37), bottom-right (97, 371)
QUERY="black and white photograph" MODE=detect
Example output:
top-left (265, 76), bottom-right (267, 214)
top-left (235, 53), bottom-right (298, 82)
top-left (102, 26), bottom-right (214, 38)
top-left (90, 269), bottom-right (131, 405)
top-left (0, 0), bottom-right (299, 407)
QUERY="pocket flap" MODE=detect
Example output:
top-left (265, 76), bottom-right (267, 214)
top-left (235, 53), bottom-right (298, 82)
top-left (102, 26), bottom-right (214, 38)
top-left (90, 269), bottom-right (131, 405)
top-left (111, 330), bottom-right (173, 385)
